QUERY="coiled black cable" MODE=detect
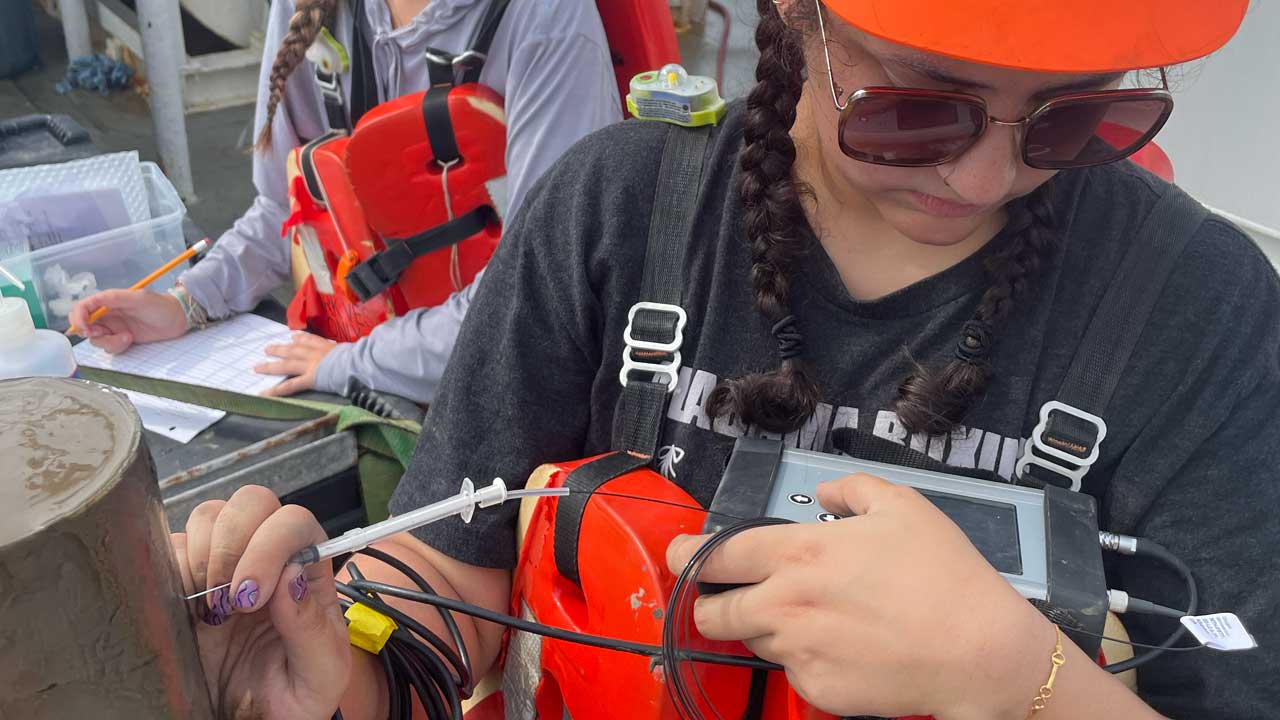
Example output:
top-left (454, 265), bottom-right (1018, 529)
top-left (663, 517), bottom-right (793, 720)
top-left (334, 550), bottom-right (472, 720)
top-left (350, 546), bottom-right (474, 693)
top-left (1103, 537), bottom-right (1199, 674)
top-left (347, 578), bottom-right (781, 671)
top-left (325, 495), bottom-right (1205, 719)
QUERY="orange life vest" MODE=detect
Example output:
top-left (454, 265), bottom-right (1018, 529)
top-left (461, 456), bottom-right (931, 720)
top-left (284, 81), bottom-right (506, 342)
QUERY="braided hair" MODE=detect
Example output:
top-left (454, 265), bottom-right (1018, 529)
top-left (255, 0), bottom-right (338, 151)
top-left (705, 0), bottom-right (820, 433)
top-left (708, 1), bottom-right (1058, 437)
top-left (894, 188), bottom-right (1056, 435)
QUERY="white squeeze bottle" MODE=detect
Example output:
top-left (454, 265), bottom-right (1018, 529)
top-left (0, 295), bottom-right (78, 380)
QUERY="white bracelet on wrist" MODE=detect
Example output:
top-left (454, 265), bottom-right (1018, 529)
top-left (167, 285), bottom-right (210, 330)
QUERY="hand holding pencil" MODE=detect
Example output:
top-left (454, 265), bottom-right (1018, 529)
top-left (67, 239), bottom-right (210, 354)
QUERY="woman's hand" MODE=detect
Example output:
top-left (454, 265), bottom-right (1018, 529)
top-left (173, 485), bottom-right (351, 719)
top-left (256, 332), bottom-right (339, 397)
top-left (666, 473), bottom-right (1055, 720)
top-left (68, 289), bottom-right (189, 353)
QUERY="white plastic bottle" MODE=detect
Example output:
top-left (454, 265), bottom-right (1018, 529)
top-left (0, 296), bottom-right (78, 380)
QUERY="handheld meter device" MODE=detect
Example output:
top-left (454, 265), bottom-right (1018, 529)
top-left (706, 437), bottom-right (1109, 655)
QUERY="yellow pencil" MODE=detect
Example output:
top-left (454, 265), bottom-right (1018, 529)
top-left (66, 238), bottom-right (210, 337)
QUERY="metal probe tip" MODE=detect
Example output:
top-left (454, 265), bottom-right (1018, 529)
top-left (185, 581), bottom-right (232, 601)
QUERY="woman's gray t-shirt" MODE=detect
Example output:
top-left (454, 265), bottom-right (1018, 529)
top-left (394, 101), bottom-right (1280, 718)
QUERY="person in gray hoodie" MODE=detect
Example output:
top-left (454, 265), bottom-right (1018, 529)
top-left (69, 0), bottom-right (621, 403)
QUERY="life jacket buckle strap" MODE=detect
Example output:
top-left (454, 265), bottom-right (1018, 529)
top-left (619, 302), bottom-right (687, 392)
top-left (1016, 401), bottom-right (1108, 492)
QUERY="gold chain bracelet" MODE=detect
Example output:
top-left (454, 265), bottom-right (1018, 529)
top-left (1028, 626), bottom-right (1066, 716)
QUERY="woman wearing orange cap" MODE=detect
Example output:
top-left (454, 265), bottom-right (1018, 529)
top-left (171, 1), bottom-right (1273, 718)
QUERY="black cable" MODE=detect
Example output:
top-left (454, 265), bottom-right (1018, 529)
top-left (381, 644), bottom-right (404, 720)
top-left (396, 630), bottom-right (463, 718)
top-left (741, 669), bottom-right (768, 720)
top-left (1074, 628), bottom-right (1203, 652)
top-left (340, 562), bottom-right (468, 688)
top-left (346, 578), bottom-right (780, 671)
top-left (339, 555), bottom-right (470, 720)
top-left (387, 639), bottom-right (448, 719)
top-left (325, 494), bottom-right (1202, 718)
top-left (353, 545), bottom-right (475, 692)
top-left (1118, 595), bottom-right (1186, 619)
top-left (663, 517), bottom-right (793, 720)
top-left (1103, 538), bottom-right (1199, 674)
top-left (589, 489), bottom-right (750, 521)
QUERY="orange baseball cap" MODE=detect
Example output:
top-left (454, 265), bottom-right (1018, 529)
top-left (823, 0), bottom-right (1250, 73)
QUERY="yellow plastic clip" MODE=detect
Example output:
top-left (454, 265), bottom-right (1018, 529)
top-left (346, 602), bottom-right (398, 654)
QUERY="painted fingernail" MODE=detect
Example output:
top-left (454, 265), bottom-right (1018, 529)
top-left (200, 588), bottom-right (231, 626)
top-left (289, 572), bottom-right (308, 603)
top-left (233, 579), bottom-right (260, 610)
top-left (201, 601), bottom-right (230, 626)
top-left (210, 585), bottom-right (233, 619)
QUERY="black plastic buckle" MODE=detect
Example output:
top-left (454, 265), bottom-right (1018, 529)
top-left (344, 243), bottom-right (415, 302)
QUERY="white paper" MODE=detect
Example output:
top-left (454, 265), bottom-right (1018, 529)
top-left (118, 390), bottom-right (225, 444)
top-left (0, 151), bottom-right (148, 226)
top-left (1179, 612), bottom-right (1258, 651)
top-left (74, 314), bottom-right (296, 442)
top-left (0, 188), bottom-right (131, 252)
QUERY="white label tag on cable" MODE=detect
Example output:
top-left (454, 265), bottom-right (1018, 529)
top-left (1179, 613), bottom-right (1258, 651)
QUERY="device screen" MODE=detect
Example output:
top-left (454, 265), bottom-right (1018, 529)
top-left (921, 491), bottom-right (1022, 575)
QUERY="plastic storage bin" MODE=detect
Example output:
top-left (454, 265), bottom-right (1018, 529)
top-left (0, 162), bottom-right (187, 331)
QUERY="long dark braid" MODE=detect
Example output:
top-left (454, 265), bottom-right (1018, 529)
top-left (708, 1), bottom-right (1059, 437)
top-left (894, 187), bottom-right (1057, 435)
top-left (705, 0), bottom-right (821, 433)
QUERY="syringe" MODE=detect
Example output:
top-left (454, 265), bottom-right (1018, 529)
top-left (185, 478), bottom-right (568, 601)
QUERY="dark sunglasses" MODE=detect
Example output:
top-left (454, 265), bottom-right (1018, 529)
top-left (816, 9), bottom-right (1174, 169)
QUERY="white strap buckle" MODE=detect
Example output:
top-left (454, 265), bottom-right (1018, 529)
top-left (1015, 400), bottom-right (1108, 492)
top-left (619, 302), bottom-right (687, 393)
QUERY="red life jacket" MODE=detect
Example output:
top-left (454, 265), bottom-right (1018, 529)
top-left (459, 457), bottom-right (932, 720)
top-left (283, 0), bottom-right (681, 343)
top-left (284, 0), bottom-right (510, 342)
top-left (284, 81), bottom-right (506, 342)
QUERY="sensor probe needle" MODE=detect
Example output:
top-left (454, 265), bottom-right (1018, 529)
top-left (183, 479), bottom-right (567, 601)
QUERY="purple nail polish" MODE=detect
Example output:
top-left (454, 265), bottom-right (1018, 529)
top-left (200, 602), bottom-right (225, 627)
top-left (289, 573), bottom-right (308, 603)
top-left (210, 585), bottom-right (233, 620)
top-left (233, 579), bottom-right (260, 610)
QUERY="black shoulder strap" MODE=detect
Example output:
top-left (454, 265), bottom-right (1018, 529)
top-left (551, 125), bottom-right (712, 588)
top-left (553, 452), bottom-right (649, 586)
top-left (614, 125), bottom-right (713, 460)
top-left (418, 0), bottom-right (512, 166)
top-left (347, 0), bottom-right (379, 127)
top-left (424, 0), bottom-right (511, 88)
top-left (830, 427), bottom-right (996, 482)
top-left (315, 0), bottom-right (379, 133)
top-left (460, 0), bottom-right (511, 84)
top-left (1018, 187), bottom-right (1211, 490)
